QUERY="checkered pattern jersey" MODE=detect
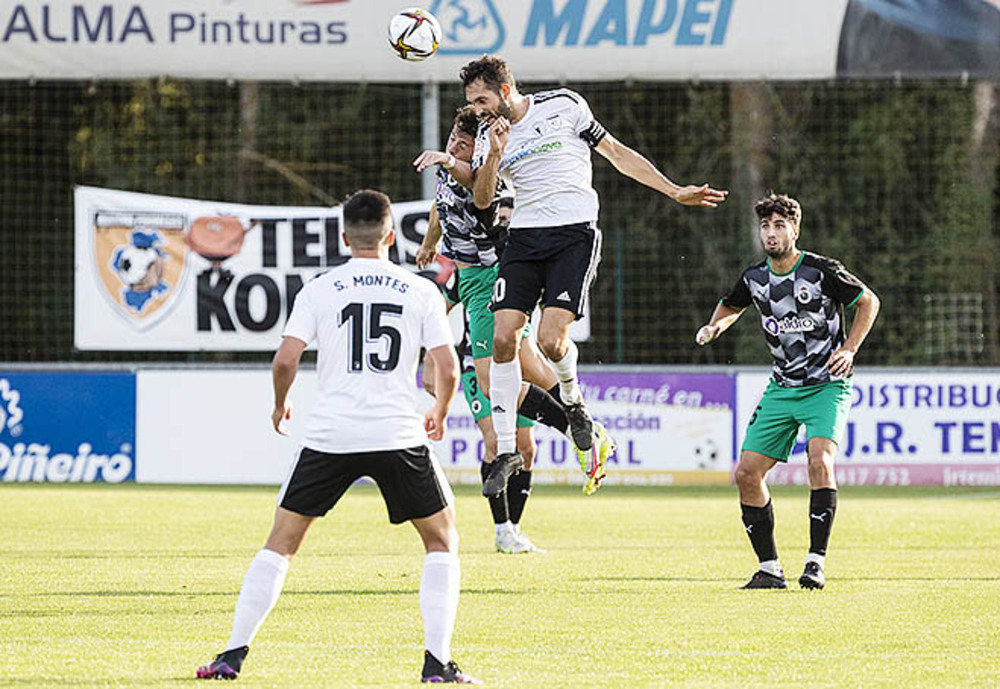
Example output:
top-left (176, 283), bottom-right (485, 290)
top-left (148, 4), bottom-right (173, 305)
top-left (722, 252), bottom-right (865, 387)
top-left (435, 167), bottom-right (507, 267)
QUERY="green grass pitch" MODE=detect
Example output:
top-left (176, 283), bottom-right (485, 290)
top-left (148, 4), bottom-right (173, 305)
top-left (2, 483), bottom-right (998, 687)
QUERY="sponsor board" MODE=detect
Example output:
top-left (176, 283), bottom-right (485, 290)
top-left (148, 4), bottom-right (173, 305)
top-left (134, 368), bottom-right (733, 485)
top-left (2, 0), bottom-right (848, 81)
top-left (75, 186), bottom-right (438, 351)
top-left (737, 371), bottom-right (1000, 486)
top-left (75, 186), bottom-right (589, 350)
top-left (428, 370), bottom-right (735, 484)
top-left (0, 372), bottom-right (136, 483)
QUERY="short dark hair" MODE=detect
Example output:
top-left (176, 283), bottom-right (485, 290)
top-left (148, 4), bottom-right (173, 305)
top-left (342, 189), bottom-right (392, 249)
top-left (459, 54), bottom-right (515, 92)
top-left (497, 196), bottom-right (514, 209)
top-left (754, 192), bottom-right (802, 228)
top-left (452, 105), bottom-right (479, 139)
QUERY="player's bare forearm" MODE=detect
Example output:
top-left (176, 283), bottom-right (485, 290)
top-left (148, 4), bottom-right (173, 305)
top-left (417, 206), bottom-right (443, 269)
top-left (696, 302), bottom-right (743, 345)
top-left (472, 153), bottom-right (501, 209)
top-left (426, 344), bottom-right (459, 408)
top-left (272, 337), bottom-right (305, 408)
top-left (424, 344), bottom-right (459, 440)
top-left (271, 336), bottom-right (306, 434)
top-left (595, 135), bottom-right (727, 208)
top-left (449, 159), bottom-right (474, 188)
top-left (842, 290), bottom-right (880, 353)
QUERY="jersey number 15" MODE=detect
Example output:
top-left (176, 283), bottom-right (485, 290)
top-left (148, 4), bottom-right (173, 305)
top-left (339, 302), bottom-right (403, 373)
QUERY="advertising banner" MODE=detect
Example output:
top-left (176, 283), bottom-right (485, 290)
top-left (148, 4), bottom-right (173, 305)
top-left (430, 370), bottom-right (735, 486)
top-left (737, 371), bottom-right (1000, 487)
top-left (74, 185), bottom-right (588, 351)
top-left (0, 371), bottom-right (136, 483)
top-left (134, 368), bottom-right (734, 485)
top-left (1, 0), bottom-right (848, 82)
top-left (75, 186), bottom-right (435, 351)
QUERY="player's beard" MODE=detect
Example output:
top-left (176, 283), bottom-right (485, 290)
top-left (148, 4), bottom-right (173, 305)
top-left (483, 97), bottom-right (513, 122)
top-left (763, 242), bottom-right (793, 260)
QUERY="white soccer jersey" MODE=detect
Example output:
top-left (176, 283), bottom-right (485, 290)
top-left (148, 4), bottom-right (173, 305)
top-left (473, 88), bottom-right (607, 229)
top-left (282, 258), bottom-right (452, 454)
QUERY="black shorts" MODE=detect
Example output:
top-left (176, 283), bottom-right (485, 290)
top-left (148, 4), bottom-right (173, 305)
top-left (277, 445), bottom-right (451, 524)
top-left (490, 223), bottom-right (602, 320)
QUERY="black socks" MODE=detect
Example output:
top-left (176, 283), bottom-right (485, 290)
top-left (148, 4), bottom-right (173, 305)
top-left (741, 500), bottom-right (778, 563)
top-left (808, 488), bottom-right (838, 556)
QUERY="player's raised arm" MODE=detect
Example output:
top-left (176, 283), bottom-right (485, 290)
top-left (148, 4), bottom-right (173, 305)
top-left (413, 150), bottom-right (474, 188)
top-left (595, 133), bottom-right (728, 208)
top-left (472, 117), bottom-right (508, 209)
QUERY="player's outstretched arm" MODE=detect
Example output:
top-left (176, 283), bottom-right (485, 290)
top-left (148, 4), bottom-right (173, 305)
top-left (417, 204), bottom-right (443, 269)
top-left (424, 344), bottom-right (459, 441)
top-left (696, 302), bottom-right (744, 345)
top-left (413, 150), bottom-right (474, 188)
top-left (827, 288), bottom-right (880, 376)
top-left (595, 134), bottom-right (728, 208)
top-left (272, 336), bottom-right (307, 435)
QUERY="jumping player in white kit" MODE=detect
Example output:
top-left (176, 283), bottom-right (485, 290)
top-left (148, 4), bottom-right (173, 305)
top-left (461, 55), bottom-right (728, 496)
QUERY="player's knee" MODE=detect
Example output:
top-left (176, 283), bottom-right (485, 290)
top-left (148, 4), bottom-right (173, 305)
top-left (493, 332), bottom-right (519, 362)
top-left (733, 460), bottom-right (763, 491)
top-left (537, 332), bottom-right (567, 361)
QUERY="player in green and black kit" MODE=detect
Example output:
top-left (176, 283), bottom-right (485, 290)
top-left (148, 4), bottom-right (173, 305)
top-left (697, 193), bottom-right (880, 590)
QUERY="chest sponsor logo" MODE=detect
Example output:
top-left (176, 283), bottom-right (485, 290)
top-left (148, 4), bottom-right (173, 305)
top-left (763, 315), bottom-right (815, 336)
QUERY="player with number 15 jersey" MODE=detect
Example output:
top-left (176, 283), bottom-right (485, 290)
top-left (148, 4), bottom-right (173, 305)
top-left (284, 256), bottom-right (452, 453)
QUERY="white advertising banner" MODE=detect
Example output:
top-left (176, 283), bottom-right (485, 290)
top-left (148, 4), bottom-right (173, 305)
top-left (75, 186), bottom-right (435, 351)
top-left (2, 0), bottom-right (847, 82)
top-left (135, 368), bottom-right (734, 485)
top-left (74, 185), bottom-right (589, 351)
top-left (737, 371), bottom-right (1000, 487)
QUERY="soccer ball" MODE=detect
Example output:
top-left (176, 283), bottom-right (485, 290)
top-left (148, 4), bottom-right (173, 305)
top-left (387, 8), bottom-right (442, 62)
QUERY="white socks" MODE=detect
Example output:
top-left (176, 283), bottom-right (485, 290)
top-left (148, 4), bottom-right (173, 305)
top-left (758, 559), bottom-right (783, 577)
top-left (420, 551), bottom-right (461, 665)
top-left (226, 549), bottom-right (290, 650)
top-left (551, 341), bottom-right (583, 405)
top-left (490, 359), bottom-right (521, 455)
top-left (805, 552), bottom-right (826, 568)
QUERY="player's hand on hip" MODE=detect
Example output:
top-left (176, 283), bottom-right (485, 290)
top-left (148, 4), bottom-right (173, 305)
top-left (424, 404), bottom-right (447, 441)
top-left (416, 245), bottom-right (437, 269)
top-left (673, 184), bottom-right (729, 208)
top-left (413, 150), bottom-right (447, 173)
top-left (489, 117), bottom-right (510, 151)
top-left (272, 400), bottom-right (292, 435)
top-left (826, 348), bottom-right (856, 377)
top-left (695, 324), bottom-right (720, 346)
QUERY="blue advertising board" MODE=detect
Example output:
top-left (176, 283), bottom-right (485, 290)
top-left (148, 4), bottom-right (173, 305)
top-left (0, 372), bottom-right (136, 483)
